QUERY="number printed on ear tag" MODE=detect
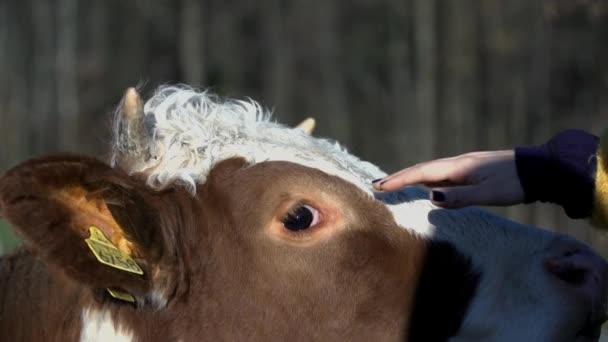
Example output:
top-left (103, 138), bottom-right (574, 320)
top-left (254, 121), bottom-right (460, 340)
top-left (85, 226), bottom-right (144, 275)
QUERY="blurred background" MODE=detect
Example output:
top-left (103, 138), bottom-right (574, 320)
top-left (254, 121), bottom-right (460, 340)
top-left (0, 0), bottom-right (607, 264)
top-left (1, 0), bottom-right (608, 338)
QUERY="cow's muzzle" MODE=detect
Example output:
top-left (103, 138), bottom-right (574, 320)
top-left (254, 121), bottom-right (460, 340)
top-left (546, 247), bottom-right (608, 341)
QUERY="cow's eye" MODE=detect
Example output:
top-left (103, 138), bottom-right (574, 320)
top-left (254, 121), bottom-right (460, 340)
top-left (283, 205), bottom-right (319, 231)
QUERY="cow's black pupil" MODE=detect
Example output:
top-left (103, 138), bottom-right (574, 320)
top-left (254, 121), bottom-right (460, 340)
top-left (283, 206), bottom-right (314, 231)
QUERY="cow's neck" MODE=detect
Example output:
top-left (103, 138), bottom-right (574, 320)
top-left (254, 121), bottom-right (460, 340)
top-left (0, 249), bottom-right (158, 342)
top-left (0, 249), bottom-right (85, 340)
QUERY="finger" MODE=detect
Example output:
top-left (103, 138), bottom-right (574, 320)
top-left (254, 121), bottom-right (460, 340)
top-left (423, 180), bottom-right (465, 188)
top-left (429, 185), bottom-right (490, 209)
top-left (429, 181), bottom-right (523, 209)
top-left (375, 158), bottom-right (471, 191)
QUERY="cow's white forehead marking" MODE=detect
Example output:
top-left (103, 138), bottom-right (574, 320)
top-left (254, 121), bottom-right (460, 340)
top-left (386, 200), bottom-right (437, 237)
top-left (80, 309), bottom-right (133, 342)
top-left (375, 187), bottom-right (441, 237)
top-left (112, 86), bottom-right (384, 194)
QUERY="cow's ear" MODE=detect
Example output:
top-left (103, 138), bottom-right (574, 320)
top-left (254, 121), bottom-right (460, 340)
top-left (0, 154), bottom-right (165, 300)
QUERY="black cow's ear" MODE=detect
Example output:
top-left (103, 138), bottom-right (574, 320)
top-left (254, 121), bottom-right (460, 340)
top-left (0, 154), bottom-right (166, 300)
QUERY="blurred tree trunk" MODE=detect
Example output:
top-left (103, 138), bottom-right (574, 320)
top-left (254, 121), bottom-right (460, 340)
top-left (410, 0), bottom-right (438, 162)
top-left (0, 0), bottom-right (10, 167)
top-left (31, 0), bottom-right (57, 154)
top-left (315, 0), bottom-right (349, 145)
top-left (77, 0), bottom-right (110, 158)
top-left (57, 0), bottom-right (79, 148)
top-left (2, 2), bottom-right (34, 167)
top-left (386, 0), bottom-right (415, 171)
top-left (436, 0), bottom-right (479, 156)
top-left (179, 0), bottom-right (206, 86)
top-left (262, 0), bottom-right (291, 119)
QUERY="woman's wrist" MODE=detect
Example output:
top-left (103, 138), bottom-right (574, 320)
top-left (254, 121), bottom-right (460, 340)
top-left (515, 129), bottom-right (598, 219)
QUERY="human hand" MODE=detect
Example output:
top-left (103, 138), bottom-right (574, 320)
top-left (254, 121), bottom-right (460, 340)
top-left (373, 150), bottom-right (525, 208)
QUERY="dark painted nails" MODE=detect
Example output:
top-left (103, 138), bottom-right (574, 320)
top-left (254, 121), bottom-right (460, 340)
top-left (431, 190), bottom-right (446, 202)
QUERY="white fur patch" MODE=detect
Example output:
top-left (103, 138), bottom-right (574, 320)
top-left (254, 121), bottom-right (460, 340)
top-left (112, 86), bottom-right (384, 194)
top-left (80, 309), bottom-right (133, 342)
top-left (376, 187), bottom-right (439, 237)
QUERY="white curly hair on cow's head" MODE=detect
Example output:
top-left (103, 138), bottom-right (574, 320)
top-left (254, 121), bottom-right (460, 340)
top-left (111, 86), bottom-right (384, 194)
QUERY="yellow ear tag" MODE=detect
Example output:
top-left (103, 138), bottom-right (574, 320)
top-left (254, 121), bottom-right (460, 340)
top-left (107, 288), bottom-right (136, 303)
top-left (85, 226), bottom-right (144, 275)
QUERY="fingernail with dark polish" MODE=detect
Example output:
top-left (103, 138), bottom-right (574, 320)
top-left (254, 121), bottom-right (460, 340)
top-left (431, 190), bottom-right (446, 202)
top-left (372, 178), bottom-right (383, 184)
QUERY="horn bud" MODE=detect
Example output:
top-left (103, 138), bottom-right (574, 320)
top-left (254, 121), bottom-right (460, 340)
top-left (296, 117), bottom-right (316, 135)
top-left (123, 87), bottom-right (144, 120)
top-left (113, 88), bottom-right (150, 170)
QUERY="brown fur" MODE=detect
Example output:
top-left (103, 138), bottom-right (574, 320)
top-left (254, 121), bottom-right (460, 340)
top-left (0, 154), bottom-right (473, 341)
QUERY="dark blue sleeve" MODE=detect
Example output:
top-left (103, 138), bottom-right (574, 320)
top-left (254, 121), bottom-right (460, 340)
top-left (514, 129), bottom-right (598, 219)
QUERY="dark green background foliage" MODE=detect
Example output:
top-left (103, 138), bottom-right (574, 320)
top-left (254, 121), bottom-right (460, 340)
top-left (0, 220), bottom-right (18, 252)
top-left (0, 1), bottom-right (607, 255)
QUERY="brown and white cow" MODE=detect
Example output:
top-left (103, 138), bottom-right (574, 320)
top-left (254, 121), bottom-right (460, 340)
top-left (0, 86), bottom-right (607, 341)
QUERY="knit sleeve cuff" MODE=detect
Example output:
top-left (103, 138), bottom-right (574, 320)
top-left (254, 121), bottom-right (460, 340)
top-left (515, 129), bottom-right (598, 219)
top-left (514, 144), bottom-right (553, 204)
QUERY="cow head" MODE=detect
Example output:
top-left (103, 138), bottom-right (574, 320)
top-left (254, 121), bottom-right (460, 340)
top-left (0, 86), bottom-right (607, 341)
top-left (1, 153), bottom-right (445, 340)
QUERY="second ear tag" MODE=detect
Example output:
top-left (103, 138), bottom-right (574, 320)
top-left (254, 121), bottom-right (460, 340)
top-left (85, 226), bottom-right (144, 275)
top-left (107, 288), bottom-right (136, 303)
